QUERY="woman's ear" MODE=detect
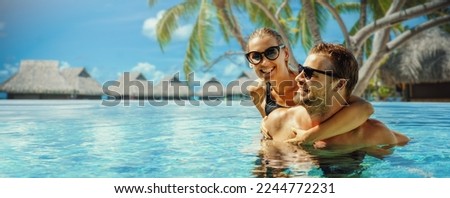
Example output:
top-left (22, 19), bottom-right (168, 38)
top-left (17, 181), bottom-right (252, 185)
top-left (284, 48), bottom-right (289, 61)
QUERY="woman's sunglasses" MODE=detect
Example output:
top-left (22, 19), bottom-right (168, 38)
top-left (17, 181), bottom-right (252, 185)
top-left (298, 64), bottom-right (342, 79)
top-left (245, 44), bottom-right (285, 65)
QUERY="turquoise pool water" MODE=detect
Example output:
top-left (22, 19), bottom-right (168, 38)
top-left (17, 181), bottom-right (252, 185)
top-left (0, 100), bottom-right (449, 178)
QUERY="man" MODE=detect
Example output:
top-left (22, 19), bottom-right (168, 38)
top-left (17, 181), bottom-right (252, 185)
top-left (261, 42), bottom-right (409, 151)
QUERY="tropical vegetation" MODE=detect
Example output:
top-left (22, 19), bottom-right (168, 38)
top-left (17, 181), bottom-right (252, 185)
top-left (147, 0), bottom-right (450, 97)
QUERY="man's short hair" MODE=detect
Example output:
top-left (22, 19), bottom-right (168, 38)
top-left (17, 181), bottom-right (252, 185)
top-left (309, 42), bottom-right (358, 98)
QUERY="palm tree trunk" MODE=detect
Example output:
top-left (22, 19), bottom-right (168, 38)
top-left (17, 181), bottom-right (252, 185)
top-left (352, 15), bottom-right (450, 96)
top-left (356, 0), bottom-right (367, 67)
top-left (212, 0), bottom-right (246, 50)
top-left (317, 0), bottom-right (350, 47)
top-left (301, 0), bottom-right (322, 44)
top-left (351, 0), bottom-right (450, 52)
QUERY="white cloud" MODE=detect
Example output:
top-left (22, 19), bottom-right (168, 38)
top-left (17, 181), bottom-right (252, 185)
top-left (142, 10), bottom-right (192, 41)
top-left (173, 24), bottom-right (193, 40)
top-left (131, 62), bottom-right (165, 82)
top-left (142, 10), bottom-right (165, 39)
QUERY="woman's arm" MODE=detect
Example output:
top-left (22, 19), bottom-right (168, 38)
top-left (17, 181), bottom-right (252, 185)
top-left (247, 79), bottom-right (266, 118)
top-left (286, 95), bottom-right (374, 145)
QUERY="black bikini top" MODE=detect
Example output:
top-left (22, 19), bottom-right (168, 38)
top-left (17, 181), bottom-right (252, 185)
top-left (264, 82), bottom-right (283, 116)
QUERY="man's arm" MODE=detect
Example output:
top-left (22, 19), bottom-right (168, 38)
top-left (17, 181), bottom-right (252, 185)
top-left (286, 95), bottom-right (374, 145)
top-left (391, 131), bottom-right (410, 146)
top-left (332, 119), bottom-right (409, 148)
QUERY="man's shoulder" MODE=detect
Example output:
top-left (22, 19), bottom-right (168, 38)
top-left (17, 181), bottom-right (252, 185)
top-left (291, 104), bottom-right (308, 112)
top-left (286, 106), bottom-right (309, 123)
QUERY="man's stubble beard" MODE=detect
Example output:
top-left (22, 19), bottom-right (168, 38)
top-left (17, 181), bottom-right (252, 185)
top-left (295, 89), bottom-right (331, 117)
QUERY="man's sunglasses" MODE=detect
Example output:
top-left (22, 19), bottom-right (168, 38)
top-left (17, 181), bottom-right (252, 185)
top-left (245, 44), bottom-right (285, 65)
top-left (298, 64), bottom-right (342, 79)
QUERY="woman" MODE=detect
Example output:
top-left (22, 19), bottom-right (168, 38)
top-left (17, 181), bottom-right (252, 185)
top-left (246, 27), bottom-right (373, 145)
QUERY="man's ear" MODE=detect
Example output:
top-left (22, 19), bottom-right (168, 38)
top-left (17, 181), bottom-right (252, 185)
top-left (333, 79), bottom-right (347, 91)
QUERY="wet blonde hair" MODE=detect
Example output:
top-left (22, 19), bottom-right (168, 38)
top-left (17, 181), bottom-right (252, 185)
top-left (246, 27), bottom-right (284, 51)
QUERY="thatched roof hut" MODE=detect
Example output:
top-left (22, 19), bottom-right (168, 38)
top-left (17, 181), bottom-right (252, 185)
top-left (196, 77), bottom-right (224, 100)
top-left (0, 60), bottom-right (104, 99)
top-left (61, 67), bottom-right (103, 99)
top-left (0, 60), bottom-right (75, 99)
top-left (106, 72), bottom-right (151, 100)
top-left (152, 73), bottom-right (191, 100)
top-left (380, 27), bottom-right (450, 101)
top-left (225, 70), bottom-right (258, 99)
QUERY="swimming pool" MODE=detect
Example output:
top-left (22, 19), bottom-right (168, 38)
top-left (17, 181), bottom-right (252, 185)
top-left (0, 100), bottom-right (449, 178)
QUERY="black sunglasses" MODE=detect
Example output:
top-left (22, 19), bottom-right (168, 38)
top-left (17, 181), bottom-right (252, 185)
top-left (298, 64), bottom-right (342, 79)
top-left (245, 44), bottom-right (285, 65)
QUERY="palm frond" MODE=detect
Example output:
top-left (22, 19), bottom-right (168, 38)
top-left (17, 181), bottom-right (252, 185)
top-left (155, 0), bottom-right (200, 51)
top-left (333, 2), bottom-right (360, 14)
top-left (213, 0), bottom-right (238, 45)
top-left (313, 1), bottom-right (329, 32)
top-left (368, 0), bottom-right (392, 20)
top-left (247, 1), bottom-right (278, 28)
top-left (299, 10), bottom-right (314, 52)
top-left (215, 11), bottom-right (231, 43)
top-left (182, 0), bottom-right (214, 78)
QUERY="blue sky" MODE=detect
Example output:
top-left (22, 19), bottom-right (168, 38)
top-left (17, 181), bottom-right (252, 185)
top-left (0, 0), bottom-right (365, 86)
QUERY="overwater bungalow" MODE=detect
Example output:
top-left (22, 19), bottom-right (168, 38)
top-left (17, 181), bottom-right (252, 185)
top-left (106, 72), bottom-right (151, 100)
top-left (225, 70), bottom-right (258, 100)
top-left (152, 73), bottom-right (191, 100)
top-left (196, 77), bottom-right (224, 100)
top-left (0, 60), bottom-right (102, 99)
top-left (61, 67), bottom-right (103, 99)
top-left (380, 28), bottom-right (450, 102)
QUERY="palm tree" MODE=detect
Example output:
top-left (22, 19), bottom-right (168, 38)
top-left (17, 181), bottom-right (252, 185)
top-left (148, 0), bottom-right (302, 79)
top-left (149, 0), bottom-right (450, 95)
top-left (148, 0), bottom-right (249, 80)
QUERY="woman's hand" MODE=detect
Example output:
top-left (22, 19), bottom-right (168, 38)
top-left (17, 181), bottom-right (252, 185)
top-left (285, 127), bottom-right (327, 148)
top-left (284, 126), bottom-right (308, 145)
